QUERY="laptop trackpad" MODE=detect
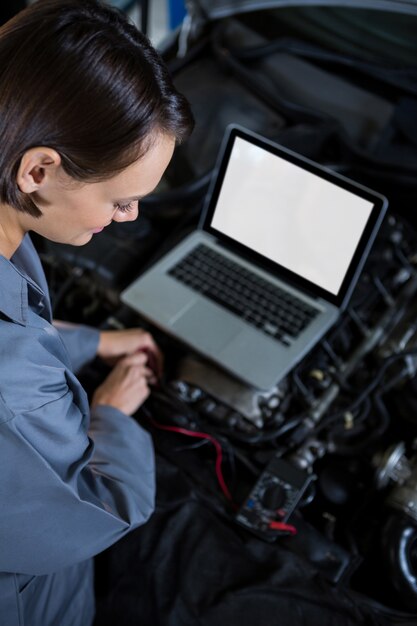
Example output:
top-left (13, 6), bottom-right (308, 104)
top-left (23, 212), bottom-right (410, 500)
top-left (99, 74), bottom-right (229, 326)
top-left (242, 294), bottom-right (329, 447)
top-left (171, 301), bottom-right (240, 352)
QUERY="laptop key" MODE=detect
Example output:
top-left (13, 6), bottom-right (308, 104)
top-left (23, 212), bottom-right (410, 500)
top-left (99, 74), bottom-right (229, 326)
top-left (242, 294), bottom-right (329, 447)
top-left (263, 322), bottom-right (278, 335)
top-left (168, 244), bottom-right (320, 345)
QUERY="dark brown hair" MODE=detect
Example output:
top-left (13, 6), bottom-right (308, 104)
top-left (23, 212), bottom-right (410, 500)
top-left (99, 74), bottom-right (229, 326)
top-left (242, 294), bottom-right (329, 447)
top-left (0, 0), bottom-right (193, 216)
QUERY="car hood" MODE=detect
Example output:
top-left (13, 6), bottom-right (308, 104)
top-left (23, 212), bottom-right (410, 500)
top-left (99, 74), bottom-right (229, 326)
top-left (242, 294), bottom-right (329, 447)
top-left (191, 0), bottom-right (417, 21)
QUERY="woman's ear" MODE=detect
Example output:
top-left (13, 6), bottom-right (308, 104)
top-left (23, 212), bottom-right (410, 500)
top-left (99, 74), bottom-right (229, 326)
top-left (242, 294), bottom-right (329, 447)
top-left (16, 147), bottom-right (61, 194)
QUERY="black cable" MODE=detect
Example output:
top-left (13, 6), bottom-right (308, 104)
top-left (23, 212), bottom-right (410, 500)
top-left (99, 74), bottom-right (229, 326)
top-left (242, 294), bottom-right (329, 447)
top-left (227, 35), bottom-right (417, 99)
top-left (211, 24), bottom-right (331, 127)
top-left (211, 24), bottom-right (417, 184)
top-left (313, 347), bottom-right (417, 436)
top-left (173, 439), bottom-right (210, 452)
top-left (148, 384), bottom-right (305, 447)
top-left (327, 399), bottom-right (391, 455)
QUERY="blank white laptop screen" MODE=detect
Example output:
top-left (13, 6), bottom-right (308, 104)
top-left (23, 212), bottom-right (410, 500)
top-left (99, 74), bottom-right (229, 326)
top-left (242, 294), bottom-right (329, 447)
top-left (210, 137), bottom-right (374, 296)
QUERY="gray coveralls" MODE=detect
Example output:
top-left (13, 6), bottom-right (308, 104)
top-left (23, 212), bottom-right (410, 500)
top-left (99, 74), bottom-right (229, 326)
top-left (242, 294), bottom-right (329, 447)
top-left (0, 235), bottom-right (155, 625)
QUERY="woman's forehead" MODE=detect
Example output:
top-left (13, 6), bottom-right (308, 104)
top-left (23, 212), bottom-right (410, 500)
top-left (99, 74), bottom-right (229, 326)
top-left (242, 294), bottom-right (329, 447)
top-left (95, 134), bottom-right (176, 199)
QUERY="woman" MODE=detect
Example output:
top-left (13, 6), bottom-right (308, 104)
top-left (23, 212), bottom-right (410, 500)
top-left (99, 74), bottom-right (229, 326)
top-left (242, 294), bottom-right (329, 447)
top-left (0, 1), bottom-right (193, 624)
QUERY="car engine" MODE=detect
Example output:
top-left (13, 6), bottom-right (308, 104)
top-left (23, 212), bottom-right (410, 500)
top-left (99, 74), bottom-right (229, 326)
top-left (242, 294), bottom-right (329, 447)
top-left (39, 207), bottom-right (417, 615)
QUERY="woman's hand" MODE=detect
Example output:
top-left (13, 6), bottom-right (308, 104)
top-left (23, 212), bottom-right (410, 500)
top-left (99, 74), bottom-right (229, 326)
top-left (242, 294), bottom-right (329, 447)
top-left (97, 328), bottom-right (163, 379)
top-left (91, 352), bottom-right (156, 415)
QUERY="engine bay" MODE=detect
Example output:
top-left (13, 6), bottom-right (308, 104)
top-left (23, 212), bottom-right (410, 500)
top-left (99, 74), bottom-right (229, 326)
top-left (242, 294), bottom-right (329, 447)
top-left (39, 209), bottom-right (417, 616)
top-left (36, 7), bottom-right (417, 620)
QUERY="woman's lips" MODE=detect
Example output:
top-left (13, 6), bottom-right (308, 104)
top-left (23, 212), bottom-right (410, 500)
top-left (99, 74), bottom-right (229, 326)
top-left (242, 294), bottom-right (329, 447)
top-left (92, 221), bottom-right (112, 234)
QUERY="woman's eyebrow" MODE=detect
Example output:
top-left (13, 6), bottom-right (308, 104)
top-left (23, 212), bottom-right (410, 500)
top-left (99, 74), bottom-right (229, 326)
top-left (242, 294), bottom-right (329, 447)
top-left (114, 194), bottom-right (144, 203)
top-left (115, 184), bottom-right (161, 202)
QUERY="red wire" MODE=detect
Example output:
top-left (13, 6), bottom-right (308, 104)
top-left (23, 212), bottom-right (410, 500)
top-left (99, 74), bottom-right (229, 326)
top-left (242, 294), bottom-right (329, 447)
top-left (148, 418), bottom-right (233, 502)
top-left (268, 520), bottom-right (297, 535)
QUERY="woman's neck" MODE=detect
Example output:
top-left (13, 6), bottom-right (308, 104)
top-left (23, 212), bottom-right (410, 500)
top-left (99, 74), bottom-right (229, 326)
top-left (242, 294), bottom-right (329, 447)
top-left (0, 204), bottom-right (26, 259)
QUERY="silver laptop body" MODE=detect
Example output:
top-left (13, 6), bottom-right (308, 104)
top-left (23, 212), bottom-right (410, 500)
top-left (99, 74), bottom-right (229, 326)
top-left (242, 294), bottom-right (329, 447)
top-left (122, 125), bottom-right (387, 389)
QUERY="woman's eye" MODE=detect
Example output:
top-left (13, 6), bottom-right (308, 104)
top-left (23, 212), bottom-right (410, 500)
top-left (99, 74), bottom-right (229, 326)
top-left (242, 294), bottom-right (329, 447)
top-left (114, 201), bottom-right (136, 213)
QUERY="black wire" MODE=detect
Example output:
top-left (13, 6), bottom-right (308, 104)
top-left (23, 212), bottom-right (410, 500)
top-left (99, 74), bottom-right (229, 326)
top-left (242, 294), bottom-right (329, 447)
top-left (327, 396), bottom-right (373, 439)
top-left (141, 398), bottom-right (238, 461)
top-left (326, 399), bottom-right (391, 455)
top-left (242, 415), bottom-right (300, 443)
top-left (143, 347), bottom-right (417, 450)
top-left (147, 384), bottom-right (304, 446)
top-left (173, 439), bottom-right (210, 452)
top-left (291, 368), bottom-right (315, 404)
top-left (313, 348), bottom-right (417, 436)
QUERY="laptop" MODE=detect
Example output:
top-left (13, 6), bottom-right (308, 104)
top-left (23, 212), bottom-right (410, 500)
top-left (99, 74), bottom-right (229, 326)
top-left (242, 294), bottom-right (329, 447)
top-left (121, 125), bottom-right (388, 389)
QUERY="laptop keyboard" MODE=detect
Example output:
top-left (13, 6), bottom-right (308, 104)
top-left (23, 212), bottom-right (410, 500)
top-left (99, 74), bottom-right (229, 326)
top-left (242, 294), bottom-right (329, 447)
top-left (168, 244), bottom-right (320, 347)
